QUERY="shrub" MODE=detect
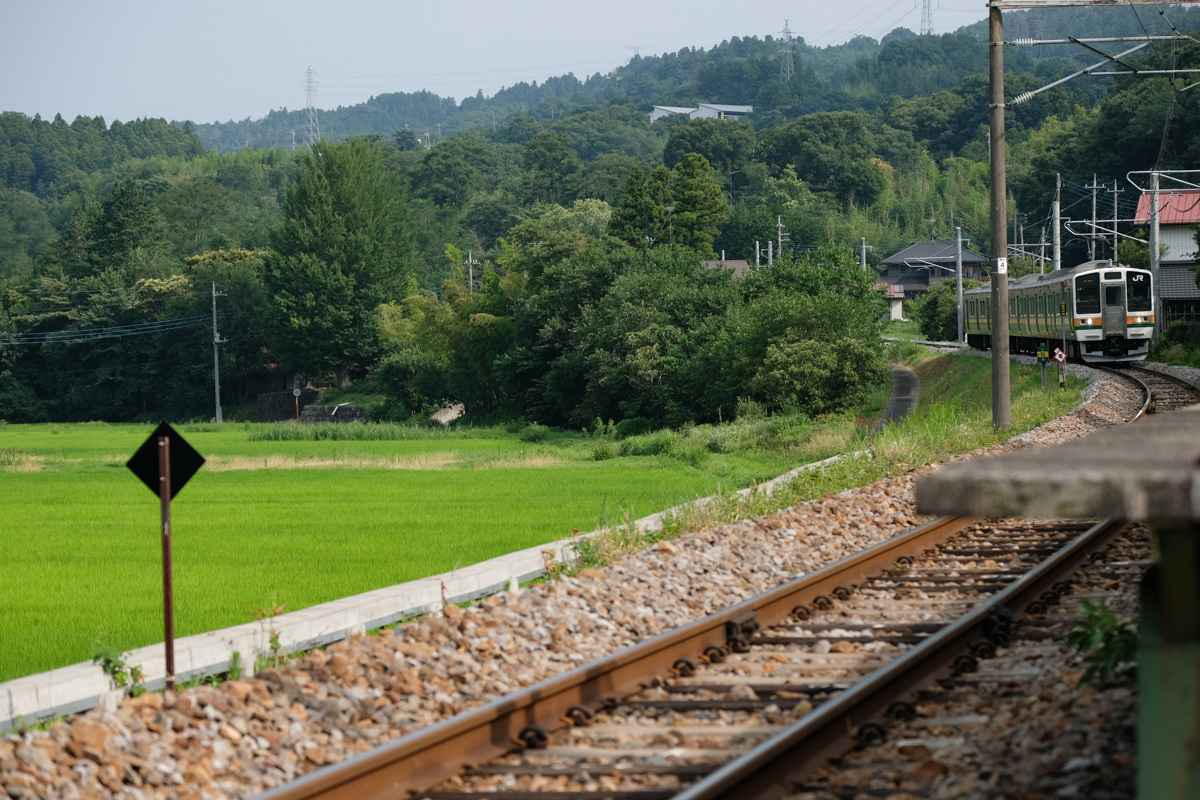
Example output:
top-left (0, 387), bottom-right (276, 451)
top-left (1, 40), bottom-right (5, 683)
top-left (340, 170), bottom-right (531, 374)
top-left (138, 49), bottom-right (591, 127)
top-left (591, 440), bottom-right (618, 460)
top-left (615, 417), bottom-right (654, 438)
top-left (619, 430), bottom-right (678, 457)
top-left (1164, 320), bottom-right (1196, 347)
top-left (735, 397), bottom-right (766, 421)
top-left (519, 422), bottom-right (550, 442)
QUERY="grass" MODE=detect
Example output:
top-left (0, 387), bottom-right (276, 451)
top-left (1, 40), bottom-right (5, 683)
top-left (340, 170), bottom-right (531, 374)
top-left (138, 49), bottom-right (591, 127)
top-left (647, 350), bottom-right (1086, 541)
top-left (1149, 340), bottom-right (1200, 369)
top-left (0, 350), bottom-right (1087, 683)
top-left (0, 414), bottom-right (840, 682)
top-left (881, 319), bottom-right (922, 340)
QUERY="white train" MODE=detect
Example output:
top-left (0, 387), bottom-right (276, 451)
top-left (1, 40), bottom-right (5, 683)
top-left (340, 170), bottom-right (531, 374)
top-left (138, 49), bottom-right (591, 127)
top-left (964, 260), bottom-right (1154, 363)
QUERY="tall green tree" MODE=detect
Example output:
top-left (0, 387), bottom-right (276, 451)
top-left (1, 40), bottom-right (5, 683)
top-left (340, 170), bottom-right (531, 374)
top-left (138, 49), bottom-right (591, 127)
top-left (265, 139), bottom-right (413, 386)
top-left (663, 118), bottom-right (755, 196)
top-left (669, 153), bottom-right (729, 258)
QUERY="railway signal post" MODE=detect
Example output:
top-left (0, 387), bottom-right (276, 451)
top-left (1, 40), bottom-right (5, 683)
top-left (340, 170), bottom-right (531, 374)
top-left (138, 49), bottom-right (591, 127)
top-left (126, 423), bottom-right (205, 690)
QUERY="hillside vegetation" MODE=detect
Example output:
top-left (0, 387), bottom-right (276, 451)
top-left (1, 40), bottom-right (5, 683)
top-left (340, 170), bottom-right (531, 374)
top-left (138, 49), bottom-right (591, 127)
top-left (0, 5), bottom-right (1196, 424)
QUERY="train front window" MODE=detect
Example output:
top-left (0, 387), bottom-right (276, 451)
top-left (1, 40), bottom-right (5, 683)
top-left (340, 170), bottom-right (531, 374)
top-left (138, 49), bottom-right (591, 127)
top-left (1075, 275), bottom-right (1100, 314)
top-left (1127, 270), bottom-right (1152, 311)
top-left (1105, 285), bottom-right (1123, 307)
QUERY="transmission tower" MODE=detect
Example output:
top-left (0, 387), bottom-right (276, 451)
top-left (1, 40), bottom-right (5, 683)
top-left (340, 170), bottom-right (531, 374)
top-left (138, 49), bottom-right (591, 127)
top-left (919, 0), bottom-right (934, 36)
top-left (305, 66), bottom-right (320, 149)
top-left (779, 20), bottom-right (794, 82)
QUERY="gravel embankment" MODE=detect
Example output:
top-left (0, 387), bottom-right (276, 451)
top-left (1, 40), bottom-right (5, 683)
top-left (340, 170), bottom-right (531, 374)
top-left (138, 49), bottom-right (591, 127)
top-left (0, 363), bottom-right (1167, 800)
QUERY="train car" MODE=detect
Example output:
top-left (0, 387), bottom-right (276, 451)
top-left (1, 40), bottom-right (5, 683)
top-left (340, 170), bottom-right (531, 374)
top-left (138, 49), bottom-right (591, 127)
top-left (963, 259), bottom-right (1154, 363)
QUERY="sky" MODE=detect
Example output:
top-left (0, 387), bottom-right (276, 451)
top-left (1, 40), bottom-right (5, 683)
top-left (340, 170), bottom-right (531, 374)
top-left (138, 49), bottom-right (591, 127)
top-left (0, 1), bottom-right (991, 126)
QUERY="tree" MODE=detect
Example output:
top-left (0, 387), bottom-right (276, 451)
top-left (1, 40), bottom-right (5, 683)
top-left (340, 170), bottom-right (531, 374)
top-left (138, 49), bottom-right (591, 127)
top-left (663, 118), bottom-right (755, 196)
top-left (608, 167), bottom-right (674, 249)
top-left (265, 138), bottom-right (413, 386)
top-left (669, 153), bottom-right (729, 258)
top-left (520, 131), bottom-right (582, 206)
top-left (155, 176), bottom-right (233, 257)
top-left (908, 278), bottom-right (982, 341)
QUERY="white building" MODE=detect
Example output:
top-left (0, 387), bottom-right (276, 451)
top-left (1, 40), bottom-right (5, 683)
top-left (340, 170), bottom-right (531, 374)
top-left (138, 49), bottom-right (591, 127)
top-left (690, 104), bottom-right (753, 121)
top-left (649, 106), bottom-right (696, 123)
top-left (648, 104), bottom-right (753, 123)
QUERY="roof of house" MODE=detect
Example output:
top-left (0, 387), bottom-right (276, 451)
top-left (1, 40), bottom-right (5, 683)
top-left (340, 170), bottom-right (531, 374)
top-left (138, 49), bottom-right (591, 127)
top-left (1160, 264), bottom-right (1200, 300)
top-left (881, 241), bottom-right (987, 267)
top-left (1134, 191), bottom-right (1200, 225)
top-left (697, 104), bottom-right (754, 113)
top-left (705, 259), bottom-right (752, 278)
top-left (651, 106), bottom-right (696, 114)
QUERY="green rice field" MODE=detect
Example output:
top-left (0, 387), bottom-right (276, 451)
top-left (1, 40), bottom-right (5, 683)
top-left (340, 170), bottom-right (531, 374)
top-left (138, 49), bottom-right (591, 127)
top-left (0, 421), bottom-right (824, 682)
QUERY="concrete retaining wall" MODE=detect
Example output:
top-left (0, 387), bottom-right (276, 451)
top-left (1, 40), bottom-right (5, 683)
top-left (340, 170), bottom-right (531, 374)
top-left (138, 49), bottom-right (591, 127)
top-left (257, 390), bottom-right (321, 423)
top-left (299, 404), bottom-right (366, 424)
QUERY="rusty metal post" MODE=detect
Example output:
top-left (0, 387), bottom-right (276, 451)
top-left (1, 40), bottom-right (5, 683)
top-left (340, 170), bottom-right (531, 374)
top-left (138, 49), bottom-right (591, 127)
top-left (158, 436), bottom-right (175, 690)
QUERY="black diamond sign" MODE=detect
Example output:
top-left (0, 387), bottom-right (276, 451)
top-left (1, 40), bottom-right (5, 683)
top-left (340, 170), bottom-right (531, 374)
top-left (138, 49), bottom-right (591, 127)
top-left (126, 422), bottom-right (206, 500)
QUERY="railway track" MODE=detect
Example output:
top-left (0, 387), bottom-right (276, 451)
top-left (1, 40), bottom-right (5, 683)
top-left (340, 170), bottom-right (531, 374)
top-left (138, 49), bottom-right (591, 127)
top-left (257, 515), bottom-right (1135, 800)
top-left (1116, 364), bottom-right (1200, 413)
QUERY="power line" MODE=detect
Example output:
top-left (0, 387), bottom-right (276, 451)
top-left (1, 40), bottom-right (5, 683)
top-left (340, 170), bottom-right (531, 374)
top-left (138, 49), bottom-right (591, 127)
top-left (0, 315), bottom-right (212, 346)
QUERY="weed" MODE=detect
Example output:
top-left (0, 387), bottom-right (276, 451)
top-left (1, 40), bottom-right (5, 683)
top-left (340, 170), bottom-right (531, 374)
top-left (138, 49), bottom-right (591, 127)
top-left (1065, 598), bottom-right (1138, 686)
top-left (591, 439), bottom-right (618, 461)
top-left (91, 638), bottom-right (144, 696)
top-left (251, 598), bottom-right (287, 673)
top-left (228, 651), bottom-right (243, 681)
top-left (0, 448), bottom-right (30, 468)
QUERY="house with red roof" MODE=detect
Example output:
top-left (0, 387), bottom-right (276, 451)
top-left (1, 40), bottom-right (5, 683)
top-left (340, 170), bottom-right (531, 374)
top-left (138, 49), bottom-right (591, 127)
top-left (1134, 190), bottom-right (1200, 331)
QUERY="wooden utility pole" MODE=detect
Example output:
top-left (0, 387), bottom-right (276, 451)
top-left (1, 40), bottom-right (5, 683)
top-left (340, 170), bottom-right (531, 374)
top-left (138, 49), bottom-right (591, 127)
top-left (989, 5), bottom-right (1010, 430)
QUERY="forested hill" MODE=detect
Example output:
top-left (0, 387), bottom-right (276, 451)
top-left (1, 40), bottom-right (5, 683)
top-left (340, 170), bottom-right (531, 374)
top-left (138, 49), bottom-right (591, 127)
top-left (191, 5), bottom-right (1200, 152)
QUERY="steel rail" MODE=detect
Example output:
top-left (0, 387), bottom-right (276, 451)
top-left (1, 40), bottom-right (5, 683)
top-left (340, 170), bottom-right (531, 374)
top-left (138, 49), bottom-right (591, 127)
top-left (672, 516), bottom-right (1130, 800)
top-left (1122, 365), bottom-right (1200, 410)
top-left (253, 515), bottom-right (978, 800)
top-left (1093, 366), bottom-right (1153, 419)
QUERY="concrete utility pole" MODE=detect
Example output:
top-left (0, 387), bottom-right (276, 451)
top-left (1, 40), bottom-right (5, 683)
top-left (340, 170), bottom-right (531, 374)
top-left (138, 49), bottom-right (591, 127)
top-left (989, 5), bottom-right (1011, 430)
top-left (211, 283), bottom-right (227, 424)
top-left (1053, 174), bottom-right (1062, 271)
top-left (956, 226), bottom-right (964, 343)
top-left (1089, 174), bottom-right (1099, 260)
top-left (1150, 171), bottom-right (1161, 343)
top-left (1111, 180), bottom-right (1121, 259)
top-left (861, 238), bottom-right (867, 272)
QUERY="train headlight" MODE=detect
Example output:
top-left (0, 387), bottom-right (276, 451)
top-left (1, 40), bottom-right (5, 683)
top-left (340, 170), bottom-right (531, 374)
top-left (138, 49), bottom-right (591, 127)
top-left (1135, 316), bottom-right (1144, 323)
top-left (1085, 318), bottom-right (1094, 325)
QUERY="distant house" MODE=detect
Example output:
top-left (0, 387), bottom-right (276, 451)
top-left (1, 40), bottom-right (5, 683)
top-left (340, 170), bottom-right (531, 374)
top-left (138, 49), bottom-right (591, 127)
top-left (649, 106), bottom-right (696, 123)
top-left (877, 241), bottom-right (987, 321)
top-left (690, 104), bottom-right (753, 121)
top-left (648, 104), bottom-right (753, 123)
top-left (1134, 190), bottom-right (1200, 331)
